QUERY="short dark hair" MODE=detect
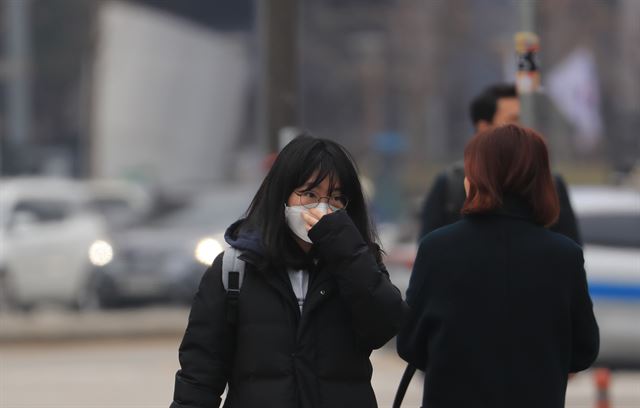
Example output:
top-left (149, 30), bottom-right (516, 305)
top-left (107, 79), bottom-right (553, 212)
top-left (243, 134), bottom-right (381, 268)
top-left (462, 124), bottom-right (560, 227)
top-left (469, 83), bottom-right (517, 126)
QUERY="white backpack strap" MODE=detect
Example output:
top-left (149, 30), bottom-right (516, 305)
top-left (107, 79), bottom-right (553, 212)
top-left (222, 247), bottom-right (245, 292)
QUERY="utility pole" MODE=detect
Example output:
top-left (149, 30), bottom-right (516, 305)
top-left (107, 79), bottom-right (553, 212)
top-left (3, 0), bottom-right (32, 174)
top-left (257, 0), bottom-right (299, 153)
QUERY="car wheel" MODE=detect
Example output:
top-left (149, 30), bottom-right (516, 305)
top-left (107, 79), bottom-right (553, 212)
top-left (73, 273), bottom-right (104, 311)
top-left (0, 269), bottom-right (31, 312)
top-left (0, 269), bottom-right (14, 311)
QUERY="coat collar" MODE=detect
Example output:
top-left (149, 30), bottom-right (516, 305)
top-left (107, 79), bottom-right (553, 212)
top-left (491, 194), bottom-right (535, 222)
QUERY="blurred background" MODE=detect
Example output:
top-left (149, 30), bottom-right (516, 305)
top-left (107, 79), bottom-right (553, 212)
top-left (0, 0), bottom-right (638, 406)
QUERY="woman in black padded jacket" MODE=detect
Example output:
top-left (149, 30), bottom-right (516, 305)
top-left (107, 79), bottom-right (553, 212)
top-left (171, 135), bottom-right (408, 408)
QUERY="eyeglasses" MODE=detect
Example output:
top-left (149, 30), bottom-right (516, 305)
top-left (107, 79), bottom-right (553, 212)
top-left (294, 191), bottom-right (349, 210)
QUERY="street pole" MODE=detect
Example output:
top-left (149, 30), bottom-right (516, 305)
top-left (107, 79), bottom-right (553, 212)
top-left (3, 0), bottom-right (32, 174)
top-left (516, 0), bottom-right (538, 129)
top-left (258, 0), bottom-right (299, 153)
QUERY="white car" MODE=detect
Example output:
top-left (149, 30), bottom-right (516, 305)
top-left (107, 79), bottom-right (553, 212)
top-left (0, 178), bottom-right (113, 310)
top-left (569, 186), bottom-right (640, 368)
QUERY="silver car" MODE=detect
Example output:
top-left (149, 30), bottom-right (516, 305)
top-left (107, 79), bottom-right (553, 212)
top-left (91, 184), bottom-right (256, 306)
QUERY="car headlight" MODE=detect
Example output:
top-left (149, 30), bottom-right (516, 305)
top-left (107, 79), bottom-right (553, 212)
top-left (195, 238), bottom-right (223, 266)
top-left (89, 240), bottom-right (114, 266)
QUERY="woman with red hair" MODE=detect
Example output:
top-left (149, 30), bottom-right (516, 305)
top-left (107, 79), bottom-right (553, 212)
top-left (397, 125), bottom-right (599, 408)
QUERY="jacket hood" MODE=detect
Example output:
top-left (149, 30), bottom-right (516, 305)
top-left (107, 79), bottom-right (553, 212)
top-left (224, 219), bottom-right (265, 256)
top-left (224, 218), bottom-right (317, 270)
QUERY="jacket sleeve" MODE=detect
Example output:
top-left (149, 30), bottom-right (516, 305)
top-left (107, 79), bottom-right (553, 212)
top-left (551, 175), bottom-right (582, 245)
top-left (569, 249), bottom-right (600, 372)
top-left (396, 237), bottom-right (432, 370)
top-left (308, 210), bottom-right (409, 350)
top-left (171, 253), bottom-right (233, 408)
top-left (419, 172), bottom-right (449, 240)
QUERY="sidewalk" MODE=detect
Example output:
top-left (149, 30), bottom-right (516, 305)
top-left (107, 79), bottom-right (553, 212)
top-left (0, 307), bottom-right (189, 343)
top-left (1, 308), bottom-right (639, 406)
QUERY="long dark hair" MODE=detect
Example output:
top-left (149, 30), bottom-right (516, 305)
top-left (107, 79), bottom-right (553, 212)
top-left (243, 134), bottom-right (380, 269)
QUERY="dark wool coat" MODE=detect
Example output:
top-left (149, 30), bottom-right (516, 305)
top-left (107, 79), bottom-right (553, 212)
top-left (171, 210), bottom-right (408, 408)
top-left (398, 197), bottom-right (599, 408)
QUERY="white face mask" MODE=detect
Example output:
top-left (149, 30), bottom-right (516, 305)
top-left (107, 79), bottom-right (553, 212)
top-left (284, 202), bottom-right (332, 243)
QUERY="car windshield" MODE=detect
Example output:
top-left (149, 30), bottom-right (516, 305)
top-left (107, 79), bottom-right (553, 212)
top-left (580, 213), bottom-right (640, 248)
top-left (89, 197), bottom-right (139, 224)
top-left (149, 188), bottom-right (254, 231)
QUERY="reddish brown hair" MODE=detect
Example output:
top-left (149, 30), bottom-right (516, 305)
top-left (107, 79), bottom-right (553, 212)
top-left (462, 124), bottom-right (560, 227)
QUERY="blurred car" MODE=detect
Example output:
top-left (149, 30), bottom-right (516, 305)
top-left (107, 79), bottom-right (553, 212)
top-left (0, 177), bottom-right (113, 311)
top-left (569, 186), bottom-right (640, 368)
top-left (92, 184), bottom-right (256, 306)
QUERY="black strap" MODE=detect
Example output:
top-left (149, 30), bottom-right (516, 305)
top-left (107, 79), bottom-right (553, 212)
top-left (393, 364), bottom-right (417, 408)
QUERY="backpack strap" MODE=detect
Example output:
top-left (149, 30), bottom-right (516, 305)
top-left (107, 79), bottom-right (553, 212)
top-left (222, 247), bottom-right (245, 325)
top-left (393, 364), bottom-right (417, 408)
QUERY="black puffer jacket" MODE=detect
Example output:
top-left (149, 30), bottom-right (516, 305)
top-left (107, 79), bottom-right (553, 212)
top-left (171, 210), bottom-right (408, 408)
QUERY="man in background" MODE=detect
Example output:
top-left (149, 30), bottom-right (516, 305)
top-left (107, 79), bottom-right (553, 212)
top-left (419, 83), bottom-right (581, 244)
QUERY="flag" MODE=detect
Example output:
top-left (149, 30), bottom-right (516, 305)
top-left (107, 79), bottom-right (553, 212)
top-left (546, 48), bottom-right (603, 152)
